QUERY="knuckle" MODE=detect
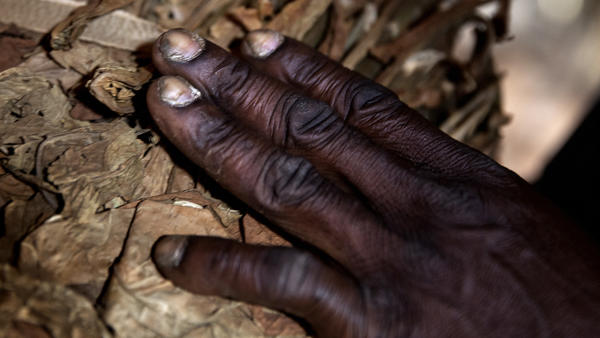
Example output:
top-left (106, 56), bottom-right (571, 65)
top-left (188, 114), bottom-right (255, 178)
top-left (279, 93), bottom-right (343, 149)
top-left (343, 81), bottom-right (418, 137)
top-left (351, 81), bottom-right (399, 112)
top-left (256, 154), bottom-right (324, 211)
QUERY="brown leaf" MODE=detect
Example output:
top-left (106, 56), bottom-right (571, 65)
top-left (50, 41), bottom-right (135, 76)
top-left (3, 320), bottom-right (53, 338)
top-left (228, 6), bottom-right (263, 31)
top-left (267, 0), bottom-right (332, 40)
top-left (0, 264), bottom-right (112, 338)
top-left (0, 169), bottom-right (35, 204)
top-left (257, 0), bottom-right (275, 20)
top-left (0, 36), bottom-right (37, 72)
top-left (374, 0), bottom-right (492, 86)
top-left (0, 0), bottom-right (86, 36)
top-left (69, 101), bottom-right (105, 121)
top-left (0, 69), bottom-right (76, 130)
top-left (341, 0), bottom-right (403, 70)
top-left (0, 193), bottom-right (56, 263)
top-left (46, 120), bottom-right (148, 219)
top-left (248, 305), bottom-right (307, 336)
top-left (208, 17), bottom-right (245, 48)
top-left (120, 190), bottom-right (214, 209)
top-left (50, 0), bottom-right (136, 50)
top-left (166, 165), bottom-right (196, 193)
top-left (0, 69), bottom-right (81, 176)
top-left (86, 65), bottom-right (152, 115)
top-left (242, 214), bottom-right (291, 247)
top-left (0, 0), bottom-right (163, 51)
top-left (183, 0), bottom-right (243, 32)
top-left (132, 144), bottom-right (175, 198)
top-left (17, 52), bottom-right (83, 90)
top-left (153, 0), bottom-right (203, 29)
top-left (18, 207), bottom-right (135, 301)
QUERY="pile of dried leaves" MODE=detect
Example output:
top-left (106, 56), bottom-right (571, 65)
top-left (0, 0), bottom-right (510, 337)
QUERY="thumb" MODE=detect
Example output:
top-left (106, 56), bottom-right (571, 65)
top-left (152, 236), bottom-right (363, 336)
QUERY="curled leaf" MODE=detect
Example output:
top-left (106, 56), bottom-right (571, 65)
top-left (87, 65), bottom-right (152, 115)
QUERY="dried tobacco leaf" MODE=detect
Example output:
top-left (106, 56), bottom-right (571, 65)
top-left (18, 207), bottom-right (135, 301)
top-left (266, 0), bottom-right (332, 40)
top-left (0, 192), bottom-right (55, 263)
top-left (341, 0), bottom-right (403, 69)
top-left (0, 35), bottom-right (37, 72)
top-left (208, 16), bottom-right (245, 48)
top-left (50, 41), bottom-right (135, 75)
top-left (0, 69), bottom-right (76, 130)
top-left (46, 120), bottom-right (148, 220)
top-left (17, 52), bottom-right (83, 90)
top-left (228, 6), bottom-right (263, 31)
top-left (374, 0), bottom-right (492, 87)
top-left (0, 0), bottom-right (163, 51)
top-left (0, 264), bottom-right (112, 338)
top-left (102, 198), bottom-right (305, 337)
top-left (86, 65), bottom-right (152, 115)
top-left (242, 214), bottom-right (291, 247)
top-left (256, 0), bottom-right (275, 20)
top-left (50, 0), bottom-right (136, 50)
top-left (0, 168), bottom-right (35, 204)
top-left (152, 0), bottom-right (201, 29)
top-left (166, 165), bottom-right (196, 193)
top-left (247, 305), bottom-right (307, 337)
top-left (440, 84), bottom-right (498, 142)
top-left (132, 144), bottom-right (175, 198)
top-left (183, 0), bottom-right (244, 33)
top-left (0, 69), bottom-right (82, 175)
top-left (316, 2), bottom-right (354, 61)
top-left (69, 101), bottom-right (105, 121)
top-left (0, 0), bottom-right (86, 36)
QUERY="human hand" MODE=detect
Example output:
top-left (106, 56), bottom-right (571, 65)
top-left (147, 29), bottom-right (600, 337)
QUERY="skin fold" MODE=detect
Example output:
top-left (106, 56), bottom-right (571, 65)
top-left (146, 29), bottom-right (600, 337)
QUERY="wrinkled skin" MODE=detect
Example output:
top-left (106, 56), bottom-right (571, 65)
top-left (147, 29), bottom-right (600, 337)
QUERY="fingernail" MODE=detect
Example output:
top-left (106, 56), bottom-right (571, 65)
top-left (159, 29), bottom-right (205, 62)
top-left (153, 235), bottom-right (189, 269)
top-left (243, 29), bottom-right (284, 59)
top-left (158, 76), bottom-right (201, 107)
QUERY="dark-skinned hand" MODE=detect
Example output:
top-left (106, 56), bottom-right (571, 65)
top-left (147, 29), bottom-right (600, 337)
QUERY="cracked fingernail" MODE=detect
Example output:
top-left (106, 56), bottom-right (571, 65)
top-left (153, 235), bottom-right (189, 269)
top-left (159, 29), bottom-right (205, 62)
top-left (243, 29), bottom-right (284, 59)
top-left (158, 76), bottom-right (201, 107)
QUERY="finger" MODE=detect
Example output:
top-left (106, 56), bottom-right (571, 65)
top-left (146, 76), bottom-right (379, 266)
top-left (152, 236), bottom-right (364, 337)
top-left (240, 30), bottom-right (490, 175)
top-left (152, 29), bottom-right (420, 211)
